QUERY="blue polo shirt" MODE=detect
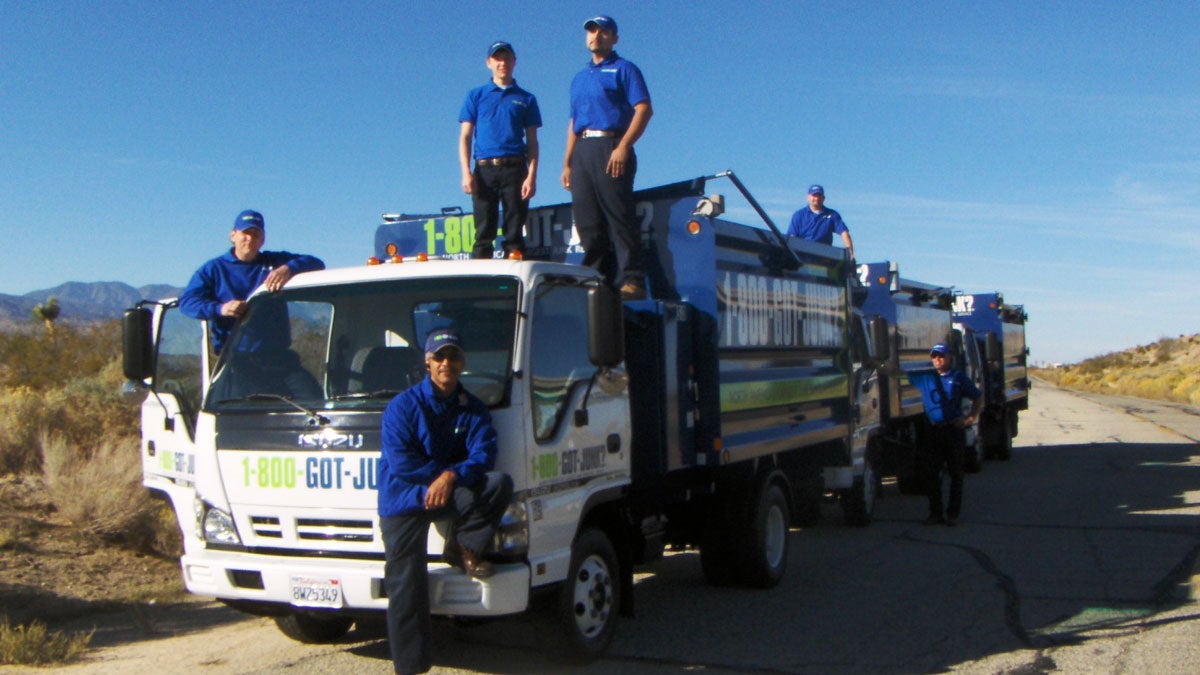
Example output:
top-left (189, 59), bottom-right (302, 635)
top-left (569, 51), bottom-right (650, 134)
top-left (179, 248), bottom-right (325, 353)
top-left (910, 368), bottom-right (982, 424)
top-left (378, 377), bottom-right (498, 517)
top-left (459, 80), bottom-right (541, 160)
top-left (787, 207), bottom-right (848, 245)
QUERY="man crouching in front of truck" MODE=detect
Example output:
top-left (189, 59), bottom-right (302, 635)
top-left (378, 329), bottom-right (513, 674)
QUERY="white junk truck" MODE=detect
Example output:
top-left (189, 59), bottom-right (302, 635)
top-left (123, 172), bottom-right (885, 658)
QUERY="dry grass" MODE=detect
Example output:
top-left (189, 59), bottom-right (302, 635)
top-left (41, 433), bottom-right (161, 549)
top-left (1035, 334), bottom-right (1200, 405)
top-left (0, 616), bottom-right (92, 666)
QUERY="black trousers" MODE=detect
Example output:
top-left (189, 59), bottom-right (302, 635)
top-left (471, 162), bottom-right (528, 259)
top-left (569, 136), bottom-right (643, 287)
top-left (379, 471), bottom-right (513, 674)
top-left (925, 423), bottom-right (966, 518)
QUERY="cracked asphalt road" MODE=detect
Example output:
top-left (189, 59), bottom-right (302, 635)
top-left (25, 383), bottom-right (1200, 674)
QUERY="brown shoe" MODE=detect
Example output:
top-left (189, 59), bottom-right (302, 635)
top-left (619, 282), bottom-right (647, 301)
top-left (443, 539), bottom-right (494, 579)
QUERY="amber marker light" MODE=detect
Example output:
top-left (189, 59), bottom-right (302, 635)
top-left (385, 242), bottom-right (398, 257)
top-left (390, 254), bottom-right (403, 263)
top-left (877, 276), bottom-right (888, 285)
top-left (416, 252), bottom-right (429, 262)
top-left (367, 256), bottom-right (382, 265)
top-left (507, 250), bottom-right (524, 260)
top-left (686, 220), bottom-right (702, 235)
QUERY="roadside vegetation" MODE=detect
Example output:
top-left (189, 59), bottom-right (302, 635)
top-left (0, 320), bottom-right (181, 665)
top-left (1033, 334), bottom-right (1200, 406)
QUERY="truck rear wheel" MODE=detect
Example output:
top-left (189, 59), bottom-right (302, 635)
top-left (556, 528), bottom-right (620, 661)
top-left (985, 411), bottom-right (1013, 461)
top-left (274, 611), bottom-right (353, 643)
top-left (964, 426), bottom-right (983, 474)
top-left (743, 482), bottom-right (790, 588)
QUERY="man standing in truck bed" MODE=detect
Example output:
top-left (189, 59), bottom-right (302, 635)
top-left (561, 14), bottom-right (653, 300)
top-left (459, 40), bottom-right (541, 259)
top-left (787, 184), bottom-right (855, 262)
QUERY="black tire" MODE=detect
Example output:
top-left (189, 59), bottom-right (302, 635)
top-left (994, 423), bottom-right (1013, 460)
top-left (556, 529), bottom-right (620, 661)
top-left (743, 482), bottom-right (790, 588)
top-left (274, 612), bottom-right (353, 643)
top-left (841, 455), bottom-right (877, 527)
top-left (964, 427), bottom-right (983, 474)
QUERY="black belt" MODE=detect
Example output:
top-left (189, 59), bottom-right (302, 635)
top-left (579, 129), bottom-right (623, 138)
top-left (476, 156), bottom-right (526, 166)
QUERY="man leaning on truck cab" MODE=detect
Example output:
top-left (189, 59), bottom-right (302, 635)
top-left (378, 329), bottom-right (513, 674)
top-left (178, 209), bottom-right (325, 354)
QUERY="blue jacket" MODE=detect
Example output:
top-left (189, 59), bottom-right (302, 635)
top-left (378, 376), bottom-right (498, 517)
top-left (910, 368), bottom-right (982, 424)
top-left (179, 248), bottom-right (324, 353)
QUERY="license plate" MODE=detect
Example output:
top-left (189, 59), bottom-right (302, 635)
top-left (289, 576), bottom-right (343, 608)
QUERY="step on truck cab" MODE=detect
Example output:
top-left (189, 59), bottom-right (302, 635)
top-left (952, 292), bottom-right (1029, 460)
top-left (123, 172), bottom-right (884, 659)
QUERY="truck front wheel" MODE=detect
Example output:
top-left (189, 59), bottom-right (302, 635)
top-left (274, 611), bottom-right (353, 643)
top-left (557, 528), bottom-right (620, 661)
top-left (841, 454), bottom-right (877, 527)
top-left (744, 482), bottom-right (790, 588)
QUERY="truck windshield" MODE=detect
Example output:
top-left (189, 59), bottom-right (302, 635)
top-left (205, 276), bottom-right (520, 412)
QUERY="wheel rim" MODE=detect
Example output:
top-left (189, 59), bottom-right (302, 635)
top-left (571, 554), bottom-right (614, 638)
top-left (764, 501), bottom-right (786, 569)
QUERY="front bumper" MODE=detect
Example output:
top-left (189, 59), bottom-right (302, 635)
top-left (180, 550), bottom-right (530, 616)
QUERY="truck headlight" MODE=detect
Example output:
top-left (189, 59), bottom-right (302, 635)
top-left (494, 501), bottom-right (528, 555)
top-left (195, 498), bottom-right (241, 545)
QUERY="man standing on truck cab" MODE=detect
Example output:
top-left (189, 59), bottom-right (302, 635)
top-left (561, 14), bottom-right (653, 300)
top-left (378, 329), bottom-right (513, 674)
top-left (787, 185), bottom-right (855, 262)
top-left (179, 209), bottom-right (325, 354)
top-left (459, 40), bottom-right (542, 259)
top-left (911, 342), bottom-right (982, 527)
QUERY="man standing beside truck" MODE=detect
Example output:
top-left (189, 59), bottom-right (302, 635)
top-left (787, 184), bottom-right (855, 262)
top-left (459, 40), bottom-right (542, 259)
top-left (179, 209), bottom-right (324, 355)
top-left (911, 342), bottom-right (982, 526)
top-left (378, 329), bottom-right (513, 674)
top-left (561, 14), bottom-right (653, 300)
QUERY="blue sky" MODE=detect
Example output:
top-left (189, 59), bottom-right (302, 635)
top-left (2, 1), bottom-right (1197, 364)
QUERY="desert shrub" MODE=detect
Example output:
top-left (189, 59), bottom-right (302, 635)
top-left (41, 433), bottom-right (159, 549)
top-left (0, 321), bottom-right (122, 391)
top-left (0, 616), bottom-right (91, 666)
top-left (0, 383), bottom-right (138, 475)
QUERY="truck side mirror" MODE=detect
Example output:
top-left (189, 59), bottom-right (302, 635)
top-left (867, 316), bottom-right (890, 365)
top-left (985, 333), bottom-right (1001, 364)
top-left (123, 307), bottom-right (154, 381)
top-left (587, 285), bottom-right (625, 367)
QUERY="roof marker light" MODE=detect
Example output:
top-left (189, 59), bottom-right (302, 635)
top-left (367, 256), bottom-right (382, 266)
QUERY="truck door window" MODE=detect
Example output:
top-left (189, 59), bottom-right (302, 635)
top-left (155, 306), bottom-right (205, 429)
top-left (529, 286), bottom-right (591, 441)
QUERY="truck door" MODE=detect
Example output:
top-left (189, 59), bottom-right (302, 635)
top-left (140, 304), bottom-right (207, 530)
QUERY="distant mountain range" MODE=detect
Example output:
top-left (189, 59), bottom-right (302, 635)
top-left (0, 282), bottom-right (184, 328)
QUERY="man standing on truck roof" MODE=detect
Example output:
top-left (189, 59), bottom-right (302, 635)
top-left (378, 329), bottom-right (514, 674)
top-left (911, 342), bottom-right (982, 527)
top-left (562, 14), bottom-right (653, 300)
top-left (179, 209), bottom-right (325, 354)
top-left (787, 185), bottom-right (855, 262)
top-left (459, 40), bottom-right (542, 259)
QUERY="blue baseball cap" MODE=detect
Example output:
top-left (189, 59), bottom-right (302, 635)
top-left (584, 15), bottom-right (618, 33)
top-left (488, 41), bottom-right (514, 57)
top-left (424, 329), bottom-right (463, 355)
top-left (234, 209), bottom-right (264, 231)
top-left (808, 185), bottom-right (825, 196)
top-left (930, 343), bottom-right (950, 356)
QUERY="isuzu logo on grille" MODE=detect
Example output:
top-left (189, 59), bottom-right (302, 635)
top-left (297, 428), bottom-right (365, 449)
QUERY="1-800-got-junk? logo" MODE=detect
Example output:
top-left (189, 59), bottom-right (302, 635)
top-left (297, 428), bottom-right (365, 449)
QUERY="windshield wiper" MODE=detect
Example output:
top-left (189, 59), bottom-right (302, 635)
top-left (217, 393), bottom-right (330, 425)
top-left (331, 390), bottom-right (404, 401)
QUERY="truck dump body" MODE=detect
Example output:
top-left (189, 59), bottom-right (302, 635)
top-left (952, 293), bottom-right (1029, 410)
top-left (374, 176), bottom-right (857, 486)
